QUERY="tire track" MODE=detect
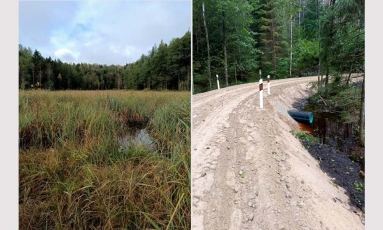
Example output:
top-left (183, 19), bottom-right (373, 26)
top-left (192, 76), bottom-right (364, 230)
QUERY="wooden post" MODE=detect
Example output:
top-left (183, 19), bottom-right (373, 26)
top-left (259, 79), bottom-right (263, 109)
top-left (267, 75), bottom-right (270, 95)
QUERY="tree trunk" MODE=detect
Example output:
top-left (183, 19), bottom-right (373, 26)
top-left (234, 63), bottom-right (237, 84)
top-left (20, 68), bottom-right (25, 90)
top-left (223, 10), bottom-right (229, 87)
top-left (290, 15), bottom-right (293, 78)
top-left (325, 67), bottom-right (329, 98)
top-left (118, 74), bottom-right (121, 90)
top-left (238, 35), bottom-right (242, 82)
top-left (187, 67), bottom-right (190, 91)
top-left (302, 0), bottom-right (305, 31)
top-left (32, 66), bottom-right (35, 88)
top-left (299, 0), bottom-right (301, 26)
top-left (359, 75), bottom-right (365, 146)
top-left (195, 16), bottom-right (200, 54)
top-left (346, 64), bottom-right (353, 86)
top-left (39, 69), bottom-right (42, 89)
top-left (323, 0), bottom-right (335, 98)
top-left (47, 67), bottom-right (52, 90)
top-left (271, 14), bottom-right (277, 76)
top-left (202, 2), bottom-right (212, 91)
top-left (148, 77), bottom-right (151, 90)
top-left (317, 0), bottom-right (321, 89)
top-left (178, 76), bottom-right (180, 90)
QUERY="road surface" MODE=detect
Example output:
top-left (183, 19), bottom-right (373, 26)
top-left (192, 77), bottom-right (364, 230)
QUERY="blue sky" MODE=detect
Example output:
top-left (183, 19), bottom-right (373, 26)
top-left (19, 1), bottom-right (191, 65)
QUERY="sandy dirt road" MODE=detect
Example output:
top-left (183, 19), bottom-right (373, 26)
top-left (191, 77), bottom-right (364, 230)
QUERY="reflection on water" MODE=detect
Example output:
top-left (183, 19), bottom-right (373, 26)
top-left (118, 129), bottom-right (156, 152)
top-left (298, 109), bottom-right (356, 152)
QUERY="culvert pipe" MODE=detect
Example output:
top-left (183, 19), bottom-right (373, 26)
top-left (287, 110), bottom-right (314, 124)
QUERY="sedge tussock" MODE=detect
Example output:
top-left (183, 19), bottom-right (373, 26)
top-left (19, 90), bottom-right (190, 229)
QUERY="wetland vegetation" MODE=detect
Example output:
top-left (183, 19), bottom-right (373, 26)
top-left (19, 90), bottom-right (190, 229)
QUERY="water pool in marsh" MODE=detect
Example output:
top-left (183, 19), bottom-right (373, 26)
top-left (118, 128), bottom-right (156, 152)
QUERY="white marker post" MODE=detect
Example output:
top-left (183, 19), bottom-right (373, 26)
top-left (259, 69), bottom-right (262, 80)
top-left (259, 79), bottom-right (263, 109)
top-left (216, 74), bottom-right (220, 89)
top-left (267, 75), bottom-right (270, 95)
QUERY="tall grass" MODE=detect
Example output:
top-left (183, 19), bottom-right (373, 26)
top-left (19, 90), bottom-right (190, 229)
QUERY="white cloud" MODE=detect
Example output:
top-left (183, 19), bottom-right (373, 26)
top-left (109, 45), bottom-right (119, 53)
top-left (19, 1), bottom-right (191, 65)
top-left (124, 46), bottom-right (138, 58)
top-left (54, 48), bottom-right (79, 62)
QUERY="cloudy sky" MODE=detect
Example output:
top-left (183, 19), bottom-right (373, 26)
top-left (19, 1), bottom-right (191, 65)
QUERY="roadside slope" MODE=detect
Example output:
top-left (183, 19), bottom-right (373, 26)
top-left (192, 77), bottom-right (364, 230)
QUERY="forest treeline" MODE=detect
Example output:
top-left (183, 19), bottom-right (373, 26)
top-left (193, 0), bottom-right (364, 93)
top-left (19, 31), bottom-right (191, 91)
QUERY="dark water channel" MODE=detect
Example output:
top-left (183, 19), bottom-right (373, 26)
top-left (295, 103), bottom-right (365, 213)
top-left (297, 107), bottom-right (357, 153)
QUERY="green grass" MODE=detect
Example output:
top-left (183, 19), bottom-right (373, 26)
top-left (19, 90), bottom-right (190, 229)
top-left (290, 130), bottom-right (318, 143)
top-left (354, 181), bottom-right (364, 192)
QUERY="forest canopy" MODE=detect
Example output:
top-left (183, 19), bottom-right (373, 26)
top-left (19, 31), bottom-right (191, 91)
top-left (193, 0), bottom-right (364, 93)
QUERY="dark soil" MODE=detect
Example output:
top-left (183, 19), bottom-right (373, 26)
top-left (299, 137), bottom-right (365, 212)
top-left (291, 84), bottom-right (365, 213)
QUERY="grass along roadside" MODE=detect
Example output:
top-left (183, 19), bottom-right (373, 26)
top-left (19, 90), bottom-right (190, 229)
